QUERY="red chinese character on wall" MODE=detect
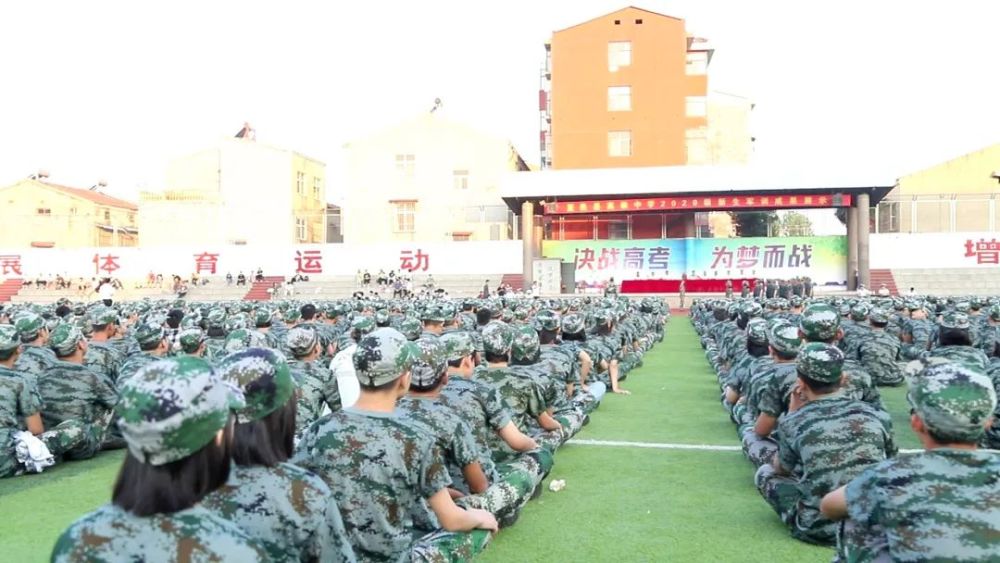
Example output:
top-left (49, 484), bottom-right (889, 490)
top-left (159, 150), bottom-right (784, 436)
top-left (93, 254), bottom-right (121, 275)
top-left (0, 255), bottom-right (22, 276)
top-left (400, 249), bottom-right (430, 272)
top-left (965, 239), bottom-right (1000, 265)
top-left (295, 250), bottom-right (324, 274)
top-left (575, 248), bottom-right (596, 270)
top-left (193, 252), bottom-right (219, 274)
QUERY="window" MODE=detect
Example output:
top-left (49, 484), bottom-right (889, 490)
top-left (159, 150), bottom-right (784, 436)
top-left (685, 96), bottom-right (707, 117)
top-left (295, 218), bottom-right (306, 242)
top-left (36, 208), bottom-right (51, 215)
top-left (395, 154), bottom-right (415, 178)
top-left (393, 201), bottom-right (416, 233)
top-left (312, 176), bottom-right (321, 198)
top-left (104, 210), bottom-right (111, 221)
top-left (296, 171), bottom-right (305, 194)
top-left (453, 170), bottom-right (469, 190)
top-left (686, 52), bottom-right (708, 75)
top-left (607, 86), bottom-right (632, 111)
top-left (608, 41), bottom-right (631, 71)
top-left (608, 131), bottom-right (632, 157)
top-left (452, 233), bottom-right (471, 242)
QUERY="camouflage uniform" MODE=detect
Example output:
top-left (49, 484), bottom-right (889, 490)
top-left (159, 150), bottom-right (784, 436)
top-left (287, 327), bottom-right (342, 434)
top-left (204, 349), bottom-right (356, 562)
top-left (52, 357), bottom-right (265, 562)
top-left (0, 330), bottom-right (43, 477)
top-left (14, 344), bottom-right (56, 388)
top-left (84, 340), bottom-right (125, 386)
top-left (740, 321), bottom-right (801, 467)
top-left (857, 310), bottom-right (904, 386)
top-left (838, 362), bottom-right (999, 562)
top-left (117, 323), bottom-right (169, 383)
top-left (291, 328), bottom-right (491, 562)
top-left (755, 343), bottom-right (896, 544)
top-left (925, 312), bottom-right (990, 372)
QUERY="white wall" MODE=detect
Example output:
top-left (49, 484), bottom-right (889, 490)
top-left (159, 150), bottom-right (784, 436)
top-left (0, 241), bottom-right (523, 280)
top-left (871, 232), bottom-right (1000, 269)
top-left (219, 140), bottom-right (294, 245)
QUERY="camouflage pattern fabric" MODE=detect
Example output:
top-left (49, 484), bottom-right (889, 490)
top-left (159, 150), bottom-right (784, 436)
top-left (398, 396), bottom-right (486, 495)
top-left (291, 409), bottom-right (491, 562)
top-left (84, 340), bottom-right (125, 386)
top-left (840, 450), bottom-right (1000, 562)
top-left (0, 365), bottom-right (43, 477)
top-left (51, 504), bottom-right (268, 562)
top-left (438, 375), bottom-right (515, 465)
top-left (36, 360), bottom-right (118, 460)
top-left (13, 344), bottom-right (57, 387)
top-left (287, 358), bottom-right (342, 435)
top-left (755, 393), bottom-right (896, 544)
top-left (858, 329), bottom-right (904, 386)
top-left (117, 352), bottom-right (164, 384)
top-left (202, 462), bottom-right (356, 562)
top-left (925, 345), bottom-right (990, 373)
top-left (456, 447), bottom-right (553, 521)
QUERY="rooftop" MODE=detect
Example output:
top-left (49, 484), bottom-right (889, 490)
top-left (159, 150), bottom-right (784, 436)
top-left (33, 180), bottom-right (138, 211)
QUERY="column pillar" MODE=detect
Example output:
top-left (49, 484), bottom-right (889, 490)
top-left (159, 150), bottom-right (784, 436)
top-left (521, 201), bottom-right (534, 287)
top-left (857, 192), bottom-right (871, 290)
top-left (846, 206), bottom-right (858, 291)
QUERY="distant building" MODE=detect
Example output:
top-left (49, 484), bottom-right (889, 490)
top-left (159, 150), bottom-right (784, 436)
top-left (879, 143), bottom-right (1000, 233)
top-left (342, 112), bottom-right (529, 244)
top-left (140, 132), bottom-right (327, 246)
top-left (0, 176), bottom-right (137, 248)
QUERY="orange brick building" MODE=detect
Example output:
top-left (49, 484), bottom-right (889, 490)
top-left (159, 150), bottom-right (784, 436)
top-left (540, 6), bottom-right (712, 170)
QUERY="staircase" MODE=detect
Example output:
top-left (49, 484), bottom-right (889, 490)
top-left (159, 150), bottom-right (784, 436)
top-left (499, 273), bottom-right (524, 292)
top-left (869, 269), bottom-right (899, 296)
top-left (244, 276), bottom-right (285, 301)
top-left (0, 279), bottom-right (23, 302)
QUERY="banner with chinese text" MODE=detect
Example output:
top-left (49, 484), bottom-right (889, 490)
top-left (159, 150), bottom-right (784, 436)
top-left (542, 236), bottom-right (848, 285)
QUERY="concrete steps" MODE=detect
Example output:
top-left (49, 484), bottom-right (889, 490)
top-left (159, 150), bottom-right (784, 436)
top-left (869, 269), bottom-right (899, 296)
top-left (245, 276), bottom-right (285, 301)
top-left (0, 279), bottom-right (23, 302)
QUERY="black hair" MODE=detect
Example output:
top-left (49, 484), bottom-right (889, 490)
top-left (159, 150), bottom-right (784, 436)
top-left (92, 322), bottom-right (113, 333)
top-left (797, 371), bottom-right (839, 395)
top-left (300, 304), bottom-right (317, 321)
top-left (539, 329), bottom-right (559, 345)
top-left (939, 328), bottom-right (972, 347)
top-left (55, 305), bottom-right (72, 318)
top-left (595, 324), bottom-right (613, 336)
top-left (231, 397), bottom-right (296, 468)
top-left (166, 310), bottom-right (184, 330)
top-left (510, 356), bottom-right (537, 366)
top-left (139, 339), bottom-right (163, 352)
top-left (112, 424), bottom-right (232, 517)
top-left (713, 309), bottom-right (728, 321)
top-left (736, 314), bottom-right (749, 331)
top-left (561, 331), bottom-right (586, 342)
top-left (0, 349), bottom-right (17, 362)
top-left (476, 310), bottom-right (492, 326)
top-left (747, 342), bottom-right (769, 357)
top-left (358, 378), bottom-right (400, 393)
top-left (772, 348), bottom-right (798, 361)
top-left (409, 368), bottom-right (447, 393)
top-left (207, 327), bottom-right (226, 338)
top-left (870, 319), bottom-right (888, 329)
top-left (485, 351), bottom-right (508, 363)
top-left (447, 357), bottom-right (463, 369)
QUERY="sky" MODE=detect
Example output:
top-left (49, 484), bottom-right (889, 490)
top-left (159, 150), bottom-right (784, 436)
top-left (1, 0), bottom-right (998, 209)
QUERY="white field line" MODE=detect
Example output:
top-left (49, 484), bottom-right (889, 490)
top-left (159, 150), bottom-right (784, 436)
top-left (568, 438), bottom-right (921, 455)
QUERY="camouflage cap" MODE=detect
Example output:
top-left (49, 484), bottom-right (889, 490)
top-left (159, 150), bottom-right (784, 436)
top-left (420, 304), bottom-right (448, 323)
top-left (14, 312), bottom-right (45, 342)
top-left (849, 304), bottom-right (869, 322)
top-left (399, 317), bottom-right (422, 341)
top-left (74, 315), bottom-right (94, 338)
top-left (353, 327), bottom-right (419, 387)
top-left (410, 337), bottom-right (448, 388)
top-left (768, 321), bottom-right (802, 355)
top-left (286, 327), bottom-right (319, 357)
top-left (206, 308), bottom-right (227, 329)
top-left (351, 316), bottom-right (376, 337)
top-left (374, 310), bottom-right (390, 326)
top-left (870, 307), bottom-right (891, 325)
top-left (799, 304), bottom-right (840, 342)
top-left (535, 310), bottom-right (561, 332)
top-left (511, 325), bottom-right (540, 362)
top-left (482, 322), bottom-right (514, 355)
top-left (224, 329), bottom-right (251, 355)
top-left (91, 307), bottom-right (119, 327)
top-left (178, 328), bottom-right (206, 354)
top-left (789, 296), bottom-right (803, 308)
top-left (514, 308), bottom-right (529, 322)
top-left (134, 322), bottom-right (166, 348)
top-left (500, 309), bottom-right (514, 323)
top-left (746, 319), bottom-right (769, 346)
top-left (116, 357), bottom-right (244, 466)
top-left (457, 314), bottom-right (476, 332)
top-left (0, 325), bottom-right (19, 353)
top-left (253, 309), bottom-right (273, 328)
top-left (939, 311), bottom-right (971, 330)
top-left (217, 348), bottom-right (295, 424)
top-left (439, 331), bottom-right (475, 362)
top-left (908, 361), bottom-right (997, 443)
top-left (561, 313), bottom-right (585, 335)
top-left (796, 342), bottom-right (844, 383)
top-left (989, 304), bottom-right (1000, 322)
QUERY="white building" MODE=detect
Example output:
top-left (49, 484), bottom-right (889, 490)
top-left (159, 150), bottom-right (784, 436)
top-left (140, 136), bottom-right (327, 247)
top-left (342, 112), bottom-right (529, 244)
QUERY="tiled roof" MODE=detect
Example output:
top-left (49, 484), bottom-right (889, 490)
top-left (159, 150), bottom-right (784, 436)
top-left (38, 181), bottom-right (138, 211)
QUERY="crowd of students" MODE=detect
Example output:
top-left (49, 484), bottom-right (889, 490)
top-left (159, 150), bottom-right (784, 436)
top-left (0, 294), bottom-right (668, 561)
top-left (693, 294), bottom-right (999, 560)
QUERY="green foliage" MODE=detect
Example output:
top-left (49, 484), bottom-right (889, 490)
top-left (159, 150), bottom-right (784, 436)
top-left (729, 211), bottom-right (778, 237)
top-left (779, 212), bottom-right (815, 237)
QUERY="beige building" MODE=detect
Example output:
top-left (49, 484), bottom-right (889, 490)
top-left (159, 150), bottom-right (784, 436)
top-left (877, 143), bottom-right (1000, 233)
top-left (342, 112), bottom-right (529, 244)
top-left (140, 135), bottom-right (327, 246)
top-left (0, 177), bottom-right (138, 248)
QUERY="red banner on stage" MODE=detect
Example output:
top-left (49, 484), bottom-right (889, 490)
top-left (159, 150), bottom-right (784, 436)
top-left (620, 278), bottom-right (757, 294)
top-left (543, 194), bottom-right (853, 215)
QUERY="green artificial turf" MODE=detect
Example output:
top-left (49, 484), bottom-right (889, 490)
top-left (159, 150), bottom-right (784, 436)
top-left (0, 318), bottom-right (922, 562)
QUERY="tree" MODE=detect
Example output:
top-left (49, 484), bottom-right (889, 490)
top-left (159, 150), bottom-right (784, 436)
top-left (779, 211), bottom-right (815, 236)
top-left (729, 211), bottom-right (778, 237)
